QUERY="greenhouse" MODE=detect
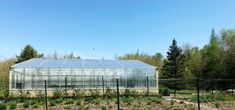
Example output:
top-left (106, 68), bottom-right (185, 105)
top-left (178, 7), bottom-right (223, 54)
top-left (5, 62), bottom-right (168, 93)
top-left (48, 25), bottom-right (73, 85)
top-left (9, 58), bottom-right (158, 91)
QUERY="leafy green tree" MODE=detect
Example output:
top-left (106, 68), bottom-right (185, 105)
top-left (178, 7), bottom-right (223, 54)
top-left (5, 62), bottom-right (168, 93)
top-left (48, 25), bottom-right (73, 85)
top-left (118, 51), bottom-right (164, 72)
top-left (64, 52), bottom-right (81, 59)
top-left (16, 45), bottom-right (43, 63)
top-left (202, 29), bottom-right (223, 79)
top-left (220, 29), bottom-right (235, 79)
top-left (161, 38), bottom-right (185, 79)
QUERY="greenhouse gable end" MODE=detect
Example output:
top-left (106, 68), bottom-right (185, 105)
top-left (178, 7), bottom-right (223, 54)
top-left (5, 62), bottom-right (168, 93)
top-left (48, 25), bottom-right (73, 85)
top-left (10, 58), bottom-right (158, 91)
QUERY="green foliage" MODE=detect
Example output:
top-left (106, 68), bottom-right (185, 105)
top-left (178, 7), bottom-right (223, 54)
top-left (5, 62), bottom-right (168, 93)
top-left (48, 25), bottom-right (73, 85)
top-left (64, 100), bottom-right (74, 105)
top-left (119, 51), bottom-right (164, 73)
top-left (3, 89), bottom-right (9, 99)
top-left (50, 101), bottom-right (56, 106)
top-left (23, 101), bottom-right (30, 108)
top-left (35, 90), bottom-right (44, 100)
top-left (30, 100), bottom-right (37, 105)
top-left (89, 89), bottom-right (100, 98)
top-left (101, 106), bottom-right (107, 110)
top-left (214, 100), bottom-right (220, 108)
top-left (52, 89), bottom-right (63, 99)
top-left (9, 102), bottom-right (17, 110)
top-left (17, 90), bottom-right (30, 102)
top-left (72, 88), bottom-right (85, 99)
top-left (76, 100), bottom-right (83, 106)
top-left (16, 44), bottom-right (43, 63)
top-left (105, 87), bottom-right (116, 98)
top-left (33, 104), bottom-right (38, 108)
top-left (161, 38), bottom-right (186, 79)
top-left (64, 52), bottom-right (81, 59)
top-left (0, 102), bottom-right (6, 109)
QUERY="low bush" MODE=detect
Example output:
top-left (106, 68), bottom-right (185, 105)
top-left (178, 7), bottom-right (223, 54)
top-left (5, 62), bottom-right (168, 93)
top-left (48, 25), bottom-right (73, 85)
top-left (30, 100), bottom-right (37, 105)
top-left (3, 89), bottom-right (9, 99)
top-left (162, 88), bottom-right (170, 96)
top-left (105, 87), bottom-right (115, 98)
top-left (0, 102), bottom-right (7, 109)
top-left (33, 104), bottom-right (38, 108)
top-left (101, 106), bottom-right (107, 110)
top-left (94, 98), bottom-right (101, 105)
top-left (64, 100), bottom-right (74, 105)
top-left (72, 88), bottom-right (85, 99)
top-left (52, 90), bottom-right (63, 99)
top-left (23, 101), bottom-right (30, 108)
top-left (50, 101), bottom-right (56, 106)
top-left (9, 102), bottom-right (17, 110)
top-left (76, 100), bottom-right (82, 106)
top-left (55, 99), bottom-right (63, 104)
top-left (35, 90), bottom-right (44, 100)
top-left (89, 89), bottom-right (100, 98)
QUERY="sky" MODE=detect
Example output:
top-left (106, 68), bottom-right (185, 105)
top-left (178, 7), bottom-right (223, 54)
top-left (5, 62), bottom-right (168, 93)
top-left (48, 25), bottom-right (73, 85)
top-left (0, 0), bottom-right (235, 60)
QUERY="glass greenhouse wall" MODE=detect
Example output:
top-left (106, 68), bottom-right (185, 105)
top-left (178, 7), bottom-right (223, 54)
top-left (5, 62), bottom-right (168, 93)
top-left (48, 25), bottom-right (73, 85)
top-left (10, 59), bottom-right (158, 90)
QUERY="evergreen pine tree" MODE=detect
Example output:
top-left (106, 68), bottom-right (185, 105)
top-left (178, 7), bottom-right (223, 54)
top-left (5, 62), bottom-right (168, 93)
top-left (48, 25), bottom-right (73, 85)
top-left (161, 38), bottom-right (185, 79)
top-left (16, 44), bottom-right (43, 63)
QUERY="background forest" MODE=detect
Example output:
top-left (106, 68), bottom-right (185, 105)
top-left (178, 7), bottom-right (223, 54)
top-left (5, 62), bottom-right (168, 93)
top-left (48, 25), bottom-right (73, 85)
top-left (1, 29), bottom-right (235, 89)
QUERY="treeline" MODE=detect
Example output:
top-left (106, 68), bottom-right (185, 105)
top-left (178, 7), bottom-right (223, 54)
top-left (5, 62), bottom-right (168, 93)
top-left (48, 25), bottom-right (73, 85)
top-left (119, 29), bottom-right (235, 79)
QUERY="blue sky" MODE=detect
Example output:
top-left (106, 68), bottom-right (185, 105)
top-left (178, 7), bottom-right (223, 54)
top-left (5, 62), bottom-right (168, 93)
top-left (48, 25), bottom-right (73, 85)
top-left (0, 0), bottom-right (235, 59)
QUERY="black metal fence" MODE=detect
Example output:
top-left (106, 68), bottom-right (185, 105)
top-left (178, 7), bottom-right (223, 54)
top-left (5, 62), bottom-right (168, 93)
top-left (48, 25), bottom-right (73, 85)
top-left (1, 78), bottom-right (235, 110)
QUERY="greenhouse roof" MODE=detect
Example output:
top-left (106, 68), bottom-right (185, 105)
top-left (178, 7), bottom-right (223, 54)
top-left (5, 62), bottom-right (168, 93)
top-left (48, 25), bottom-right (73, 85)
top-left (11, 58), bottom-right (157, 69)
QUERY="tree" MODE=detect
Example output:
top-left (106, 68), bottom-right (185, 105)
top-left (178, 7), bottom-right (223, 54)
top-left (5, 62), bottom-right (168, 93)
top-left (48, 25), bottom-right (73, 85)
top-left (0, 59), bottom-right (15, 89)
top-left (64, 52), bottom-right (81, 59)
top-left (161, 38), bottom-right (185, 79)
top-left (118, 50), bottom-right (164, 72)
top-left (161, 38), bottom-right (186, 97)
top-left (16, 45), bottom-right (43, 63)
top-left (202, 29), bottom-right (223, 79)
top-left (220, 29), bottom-right (235, 79)
top-left (53, 51), bottom-right (58, 59)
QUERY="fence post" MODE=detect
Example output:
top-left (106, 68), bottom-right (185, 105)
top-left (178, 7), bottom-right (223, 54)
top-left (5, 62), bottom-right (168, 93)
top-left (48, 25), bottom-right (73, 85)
top-left (196, 78), bottom-right (200, 110)
top-left (102, 76), bottom-right (104, 97)
top-left (44, 80), bottom-right (48, 110)
top-left (147, 76), bottom-right (149, 95)
top-left (116, 78), bottom-right (120, 110)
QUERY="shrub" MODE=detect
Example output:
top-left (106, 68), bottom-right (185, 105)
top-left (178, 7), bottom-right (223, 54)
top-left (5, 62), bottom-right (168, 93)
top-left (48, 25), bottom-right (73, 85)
top-left (50, 101), bottom-right (56, 106)
top-left (30, 100), bottom-right (37, 105)
top-left (9, 102), bottom-right (17, 110)
top-left (33, 104), bottom-right (38, 108)
top-left (52, 90), bottom-right (63, 99)
top-left (0, 102), bottom-right (6, 109)
top-left (101, 106), bottom-right (107, 110)
top-left (162, 88), bottom-right (170, 96)
top-left (94, 98), bottom-right (101, 105)
top-left (17, 90), bottom-right (31, 102)
top-left (62, 90), bottom-right (69, 98)
top-left (23, 101), bottom-right (30, 108)
top-left (89, 89), bottom-right (100, 98)
top-left (72, 88), bottom-right (85, 99)
top-left (3, 89), bottom-right (9, 99)
top-left (35, 90), bottom-right (44, 100)
top-left (105, 87), bottom-right (115, 98)
top-left (149, 97), bottom-right (162, 104)
top-left (214, 100), bottom-right (220, 108)
top-left (55, 99), bottom-right (63, 104)
top-left (171, 100), bottom-right (175, 105)
top-left (64, 100), bottom-right (74, 105)
top-left (76, 100), bottom-right (82, 106)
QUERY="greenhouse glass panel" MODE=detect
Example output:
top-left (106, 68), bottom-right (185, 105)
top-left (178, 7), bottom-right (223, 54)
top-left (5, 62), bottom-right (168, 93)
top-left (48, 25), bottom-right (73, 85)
top-left (10, 58), bottom-right (158, 91)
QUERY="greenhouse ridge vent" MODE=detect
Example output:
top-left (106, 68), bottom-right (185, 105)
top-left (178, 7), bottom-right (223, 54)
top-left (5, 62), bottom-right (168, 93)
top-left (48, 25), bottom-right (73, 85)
top-left (10, 58), bottom-right (158, 92)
